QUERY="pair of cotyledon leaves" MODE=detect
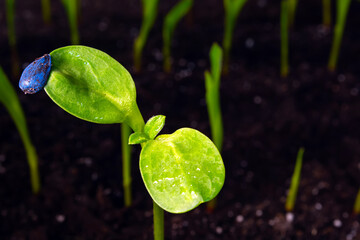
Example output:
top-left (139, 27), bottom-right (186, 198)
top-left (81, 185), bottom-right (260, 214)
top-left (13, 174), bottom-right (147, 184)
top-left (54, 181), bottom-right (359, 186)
top-left (19, 46), bottom-right (225, 213)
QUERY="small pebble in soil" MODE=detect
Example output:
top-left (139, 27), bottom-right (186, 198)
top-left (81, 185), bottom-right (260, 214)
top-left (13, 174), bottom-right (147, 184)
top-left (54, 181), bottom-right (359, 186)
top-left (256, 209), bottom-right (263, 217)
top-left (98, 19), bottom-right (109, 31)
top-left (254, 96), bottom-right (262, 104)
top-left (333, 219), bottom-right (342, 228)
top-left (216, 226), bottom-right (223, 234)
top-left (311, 228), bottom-right (318, 236)
top-left (78, 157), bottom-right (93, 167)
top-left (152, 49), bottom-right (162, 61)
top-left (91, 172), bottom-right (98, 181)
top-left (286, 212), bottom-right (294, 223)
top-left (245, 38), bottom-right (255, 49)
top-left (0, 165), bottom-right (6, 174)
top-left (338, 74), bottom-right (346, 82)
top-left (56, 214), bottom-right (66, 223)
top-left (342, 212), bottom-right (349, 219)
top-left (1, 210), bottom-right (7, 217)
top-left (314, 202), bottom-right (322, 210)
top-left (257, 0), bottom-right (267, 8)
top-left (103, 188), bottom-right (112, 195)
top-left (350, 88), bottom-right (358, 96)
top-left (236, 215), bottom-right (244, 223)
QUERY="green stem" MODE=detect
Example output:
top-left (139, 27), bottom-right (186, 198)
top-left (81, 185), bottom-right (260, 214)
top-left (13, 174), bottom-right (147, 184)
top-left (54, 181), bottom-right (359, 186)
top-left (285, 147), bottom-right (304, 211)
top-left (41, 0), bottom-right (51, 24)
top-left (328, 0), bottom-right (351, 72)
top-left (70, 0), bottom-right (80, 45)
top-left (288, 0), bottom-right (298, 27)
top-left (322, 0), bottom-right (331, 27)
top-left (24, 142), bottom-right (41, 194)
top-left (153, 201), bottom-right (164, 240)
top-left (163, 42), bottom-right (171, 73)
top-left (280, 0), bottom-right (289, 78)
top-left (126, 103), bottom-right (164, 239)
top-left (6, 0), bottom-right (19, 77)
top-left (354, 188), bottom-right (360, 214)
top-left (121, 124), bottom-right (132, 207)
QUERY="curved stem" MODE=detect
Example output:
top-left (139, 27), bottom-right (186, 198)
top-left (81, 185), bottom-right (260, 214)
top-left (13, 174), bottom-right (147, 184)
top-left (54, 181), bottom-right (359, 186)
top-left (121, 124), bottom-right (132, 207)
top-left (153, 201), bottom-right (164, 240)
top-left (125, 103), bottom-right (164, 239)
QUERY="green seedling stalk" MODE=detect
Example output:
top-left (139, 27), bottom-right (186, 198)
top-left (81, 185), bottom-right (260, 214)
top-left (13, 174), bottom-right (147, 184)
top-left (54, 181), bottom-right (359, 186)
top-left (121, 124), bottom-right (132, 206)
top-left (162, 0), bottom-right (193, 73)
top-left (0, 67), bottom-right (40, 194)
top-left (6, 0), bottom-right (19, 77)
top-left (288, 0), bottom-right (298, 27)
top-left (280, 0), bottom-right (289, 78)
top-left (134, 0), bottom-right (159, 72)
top-left (153, 202), bottom-right (164, 240)
top-left (354, 188), bottom-right (360, 214)
top-left (222, 0), bottom-right (247, 74)
top-left (322, 0), bottom-right (331, 27)
top-left (26, 46), bottom-right (224, 239)
top-left (62, 0), bottom-right (80, 44)
top-left (285, 147), bottom-right (304, 212)
top-left (41, 0), bottom-right (51, 24)
top-left (204, 43), bottom-right (224, 212)
top-left (328, 0), bottom-right (351, 72)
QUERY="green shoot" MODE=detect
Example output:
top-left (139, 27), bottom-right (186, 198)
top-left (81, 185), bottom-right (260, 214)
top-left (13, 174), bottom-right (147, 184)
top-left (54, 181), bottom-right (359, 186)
top-left (204, 43), bottom-right (224, 153)
top-left (354, 188), bottom-right (360, 215)
top-left (121, 124), bottom-right (132, 206)
top-left (22, 46), bottom-right (225, 239)
top-left (328, 0), bottom-right (351, 72)
top-left (162, 0), bottom-right (193, 73)
top-left (0, 67), bottom-right (40, 194)
top-left (204, 43), bottom-right (223, 212)
top-left (288, 0), bottom-right (298, 27)
top-left (61, 0), bottom-right (80, 45)
top-left (280, 0), bottom-right (289, 78)
top-left (285, 147), bottom-right (304, 212)
top-left (134, 0), bottom-right (159, 72)
top-left (5, 0), bottom-right (19, 77)
top-left (322, 0), bottom-right (331, 27)
top-left (42, 0), bottom-right (51, 24)
top-left (222, 0), bottom-right (247, 74)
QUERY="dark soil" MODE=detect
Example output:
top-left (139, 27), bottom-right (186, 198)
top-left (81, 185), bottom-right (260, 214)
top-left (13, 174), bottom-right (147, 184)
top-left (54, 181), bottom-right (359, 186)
top-left (1, 0), bottom-right (360, 239)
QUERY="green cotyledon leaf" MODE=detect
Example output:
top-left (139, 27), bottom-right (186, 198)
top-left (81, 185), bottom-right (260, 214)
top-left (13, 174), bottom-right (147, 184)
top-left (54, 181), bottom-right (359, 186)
top-left (44, 45), bottom-right (137, 124)
top-left (140, 128), bottom-right (225, 213)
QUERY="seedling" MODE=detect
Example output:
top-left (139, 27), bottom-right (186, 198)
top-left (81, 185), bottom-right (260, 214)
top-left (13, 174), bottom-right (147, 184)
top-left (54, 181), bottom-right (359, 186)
top-left (5, 0), bottom-right (19, 77)
top-left (20, 46), bottom-right (225, 240)
top-left (222, 0), bottom-right (247, 74)
top-left (285, 147), bottom-right (304, 212)
top-left (354, 188), bottom-right (360, 215)
top-left (133, 0), bottom-right (159, 72)
top-left (288, 0), bottom-right (298, 27)
top-left (280, 0), bottom-right (289, 78)
top-left (204, 43), bottom-right (224, 153)
top-left (0, 66), bottom-right (40, 194)
top-left (42, 0), bottom-right (51, 24)
top-left (162, 0), bottom-right (193, 73)
top-left (328, 0), bottom-right (351, 72)
top-left (322, 0), bottom-right (331, 27)
top-left (61, 0), bottom-right (80, 45)
top-left (204, 43), bottom-right (224, 212)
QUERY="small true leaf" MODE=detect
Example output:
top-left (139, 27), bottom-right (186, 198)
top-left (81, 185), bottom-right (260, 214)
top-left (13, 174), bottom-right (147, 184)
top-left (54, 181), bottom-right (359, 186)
top-left (45, 46), bottom-right (137, 124)
top-left (129, 132), bottom-right (149, 145)
top-left (144, 115), bottom-right (166, 140)
top-left (140, 128), bottom-right (225, 213)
